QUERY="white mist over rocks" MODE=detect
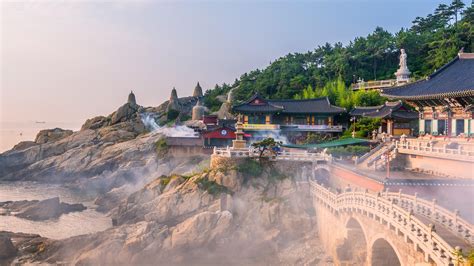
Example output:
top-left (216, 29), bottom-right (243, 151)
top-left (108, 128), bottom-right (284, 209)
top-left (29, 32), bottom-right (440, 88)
top-left (140, 113), bottom-right (198, 138)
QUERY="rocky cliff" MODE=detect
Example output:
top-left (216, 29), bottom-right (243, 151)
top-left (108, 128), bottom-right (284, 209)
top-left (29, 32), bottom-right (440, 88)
top-left (4, 161), bottom-right (327, 265)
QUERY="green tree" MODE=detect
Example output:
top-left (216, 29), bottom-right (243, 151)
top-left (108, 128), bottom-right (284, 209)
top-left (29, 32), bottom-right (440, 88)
top-left (251, 138), bottom-right (283, 158)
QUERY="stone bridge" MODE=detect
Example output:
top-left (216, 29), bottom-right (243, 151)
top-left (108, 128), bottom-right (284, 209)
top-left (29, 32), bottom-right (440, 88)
top-left (310, 180), bottom-right (473, 265)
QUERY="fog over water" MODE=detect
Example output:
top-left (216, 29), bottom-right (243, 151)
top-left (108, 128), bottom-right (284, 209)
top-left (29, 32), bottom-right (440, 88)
top-left (0, 181), bottom-right (111, 239)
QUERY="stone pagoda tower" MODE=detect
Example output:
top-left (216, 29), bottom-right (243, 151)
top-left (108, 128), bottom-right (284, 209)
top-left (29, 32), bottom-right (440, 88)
top-left (232, 115), bottom-right (247, 149)
top-left (192, 98), bottom-right (206, 120)
top-left (193, 82), bottom-right (203, 97)
top-left (167, 87), bottom-right (181, 111)
top-left (395, 49), bottom-right (411, 84)
top-left (128, 91), bottom-right (136, 105)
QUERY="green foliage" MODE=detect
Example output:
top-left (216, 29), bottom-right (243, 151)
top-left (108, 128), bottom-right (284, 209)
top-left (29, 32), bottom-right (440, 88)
top-left (294, 78), bottom-right (386, 110)
top-left (237, 158), bottom-right (264, 177)
top-left (303, 133), bottom-right (335, 144)
top-left (180, 114), bottom-right (191, 122)
top-left (251, 137), bottom-right (283, 158)
top-left (155, 138), bottom-right (168, 157)
top-left (166, 109), bottom-right (180, 121)
top-left (203, 1), bottom-right (473, 112)
top-left (195, 177), bottom-right (230, 196)
top-left (344, 117), bottom-right (382, 138)
top-left (327, 145), bottom-right (370, 157)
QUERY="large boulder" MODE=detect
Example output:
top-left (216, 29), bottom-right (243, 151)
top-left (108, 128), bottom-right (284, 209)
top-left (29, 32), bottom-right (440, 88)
top-left (111, 103), bottom-right (140, 125)
top-left (0, 236), bottom-right (17, 259)
top-left (12, 141), bottom-right (37, 151)
top-left (35, 128), bottom-right (73, 144)
top-left (3, 197), bottom-right (87, 221)
top-left (81, 116), bottom-right (110, 130)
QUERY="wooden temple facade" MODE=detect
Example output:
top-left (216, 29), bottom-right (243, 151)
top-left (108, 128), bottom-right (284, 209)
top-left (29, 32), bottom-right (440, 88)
top-left (349, 101), bottom-right (418, 136)
top-left (381, 52), bottom-right (474, 137)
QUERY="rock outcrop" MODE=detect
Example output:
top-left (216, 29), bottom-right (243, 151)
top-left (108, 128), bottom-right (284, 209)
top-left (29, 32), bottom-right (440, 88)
top-left (35, 128), bottom-right (73, 144)
top-left (8, 160), bottom-right (325, 265)
top-left (0, 197), bottom-right (86, 221)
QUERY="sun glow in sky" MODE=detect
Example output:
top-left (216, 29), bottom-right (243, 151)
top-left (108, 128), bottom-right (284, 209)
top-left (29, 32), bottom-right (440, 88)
top-left (1, 0), bottom-right (440, 124)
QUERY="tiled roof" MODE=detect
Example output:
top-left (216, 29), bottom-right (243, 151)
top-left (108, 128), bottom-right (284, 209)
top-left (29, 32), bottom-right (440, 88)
top-left (381, 53), bottom-right (474, 100)
top-left (233, 93), bottom-right (345, 114)
top-left (350, 101), bottom-right (418, 120)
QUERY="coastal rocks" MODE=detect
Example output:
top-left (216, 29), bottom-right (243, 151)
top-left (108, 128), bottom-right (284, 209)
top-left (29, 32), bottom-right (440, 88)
top-left (81, 116), bottom-right (109, 130)
top-left (0, 197), bottom-right (86, 221)
top-left (35, 128), bottom-right (73, 144)
top-left (12, 141), bottom-right (38, 151)
top-left (0, 236), bottom-right (17, 259)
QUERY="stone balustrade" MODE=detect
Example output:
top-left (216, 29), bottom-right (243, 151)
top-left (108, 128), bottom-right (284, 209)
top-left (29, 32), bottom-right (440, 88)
top-left (396, 138), bottom-right (474, 162)
top-left (310, 180), bottom-right (472, 265)
top-left (213, 147), bottom-right (331, 162)
top-left (384, 190), bottom-right (473, 246)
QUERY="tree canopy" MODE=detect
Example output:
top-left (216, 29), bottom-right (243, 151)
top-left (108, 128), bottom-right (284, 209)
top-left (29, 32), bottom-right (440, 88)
top-left (203, 1), bottom-right (473, 111)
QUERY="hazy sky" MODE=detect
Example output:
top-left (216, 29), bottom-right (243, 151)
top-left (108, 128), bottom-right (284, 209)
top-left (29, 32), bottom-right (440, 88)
top-left (1, 0), bottom-right (443, 124)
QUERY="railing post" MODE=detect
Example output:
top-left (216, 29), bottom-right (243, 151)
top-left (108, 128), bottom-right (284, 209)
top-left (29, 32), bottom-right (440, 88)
top-left (431, 199), bottom-right (437, 217)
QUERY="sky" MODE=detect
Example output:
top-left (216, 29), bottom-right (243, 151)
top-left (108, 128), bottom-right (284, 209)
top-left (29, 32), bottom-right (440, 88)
top-left (1, 0), bottom-right (445, 125)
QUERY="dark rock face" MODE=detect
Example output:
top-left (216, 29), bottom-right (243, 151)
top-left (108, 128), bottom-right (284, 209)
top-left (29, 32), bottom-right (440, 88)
top-left (0, 197), bottom-right (86, 221)
top-left (81, 116), bottom-right (109, 130)
top-left (0, 236), bottom-right (17, 259)
top-left (35, 128), bottom-right (73, 144)
top-left (12, 141), bottom-right (38, 151)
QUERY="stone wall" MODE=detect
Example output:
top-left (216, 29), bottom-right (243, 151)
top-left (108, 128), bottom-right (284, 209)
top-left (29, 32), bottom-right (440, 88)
top-left (402, 154), bottom-right (474, 179)
top-left (329, 164), bottom-right (384, 192)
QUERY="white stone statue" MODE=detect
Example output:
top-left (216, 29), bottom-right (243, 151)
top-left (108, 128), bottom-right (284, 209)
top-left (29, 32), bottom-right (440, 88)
top-left (399, 49), bottom-right (407, 69)
top-left (395, 49), bottom-right (411, 83)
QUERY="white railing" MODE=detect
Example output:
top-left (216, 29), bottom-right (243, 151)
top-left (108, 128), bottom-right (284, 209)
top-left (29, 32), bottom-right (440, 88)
top-left (213, 147), bottom-right (331, 162)
top-left (287, 125), bottom-right (343, 132)
top-left (310, 180), bottom-right (469, 265)
top-left (351, 79), bottom-right (397, 90)
top-left (396, 139), bottom-right (474, 162)
top-left (355, 142), bottom-right (386, 165)
top-left (212, 146), bottom-right (251, 158)
top-left (383, 189), bottom-right (473, 246)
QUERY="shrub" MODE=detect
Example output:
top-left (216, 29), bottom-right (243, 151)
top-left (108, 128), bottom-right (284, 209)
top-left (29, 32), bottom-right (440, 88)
top-left (237, 158), bottom-right (264, 177)
top-left (155, 138), bottom-right (168, 157)
top-left (327, 145), bottom-right (370, 157)
top-left (166, 109), bottom-right (180, 121)
top-left (195, 177), bottom-right (230, 196)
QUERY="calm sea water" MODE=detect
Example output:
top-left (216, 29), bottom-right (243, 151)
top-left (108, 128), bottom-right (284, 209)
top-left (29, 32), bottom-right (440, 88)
top-left (0, 181), bottom-right (112, 239)
top-left (0, 121), bottom-right (81, 153)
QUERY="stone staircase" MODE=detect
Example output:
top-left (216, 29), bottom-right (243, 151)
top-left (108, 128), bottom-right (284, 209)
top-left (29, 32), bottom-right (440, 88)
top-left (356, 141), bottom-right (397, 170)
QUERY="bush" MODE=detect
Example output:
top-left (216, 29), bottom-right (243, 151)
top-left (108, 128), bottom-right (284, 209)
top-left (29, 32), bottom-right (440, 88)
top-left (166, 109), bottom-right (180, 121)
top-left (195, 177), bottom-right (230, 196)
top-left (155, 138), bottom-right (168, 157)
top-left (237, 158), bottom-right (264, 177)
top-left (327, 145), bottom-right (370, 157)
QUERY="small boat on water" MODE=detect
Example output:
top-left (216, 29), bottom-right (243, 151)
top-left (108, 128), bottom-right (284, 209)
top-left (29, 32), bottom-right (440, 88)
top-left (35, 121), bottom-right (46, 124)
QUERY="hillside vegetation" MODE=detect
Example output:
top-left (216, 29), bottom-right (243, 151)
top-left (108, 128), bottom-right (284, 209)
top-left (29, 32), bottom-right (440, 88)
top-left (204, 1), bottom-right (473, 111)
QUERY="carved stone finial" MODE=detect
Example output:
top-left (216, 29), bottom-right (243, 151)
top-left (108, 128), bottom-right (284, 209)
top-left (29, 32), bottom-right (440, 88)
top-left (128, 90), bottom-right (136, 105)
top-left (193, 82), bottom-right (203, 97)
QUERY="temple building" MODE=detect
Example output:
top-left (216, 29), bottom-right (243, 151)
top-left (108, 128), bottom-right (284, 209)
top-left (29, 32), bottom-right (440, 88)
top-left (232, 93), bottom-right (345, 142)
top-left (350, 101), bottom-right (418, 136)
top-left (381, 52), bottom-right (474, 137)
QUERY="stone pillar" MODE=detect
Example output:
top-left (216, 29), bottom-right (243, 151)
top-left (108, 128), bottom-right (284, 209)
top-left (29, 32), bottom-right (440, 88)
top-left (470, 119), bottom-right (474, 137)
top-left (464, 119), bottom-right (469, 135)
top-left (387, 119), bottom-right (393, 136)
top-left (419, 119), bottom-right (425, 135)
top-left (451, 119), bottom-right (457, 136)
top-left (432, 119), bottom-right (438, 135)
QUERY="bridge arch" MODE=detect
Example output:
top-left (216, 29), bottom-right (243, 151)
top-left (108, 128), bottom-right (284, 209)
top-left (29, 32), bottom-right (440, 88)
top-left (369, 237), bottom-right (402, 266)
top-left (312, 165), bottom-right (330, 186)
top-left (335, 217), bottom-right (368, 264)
